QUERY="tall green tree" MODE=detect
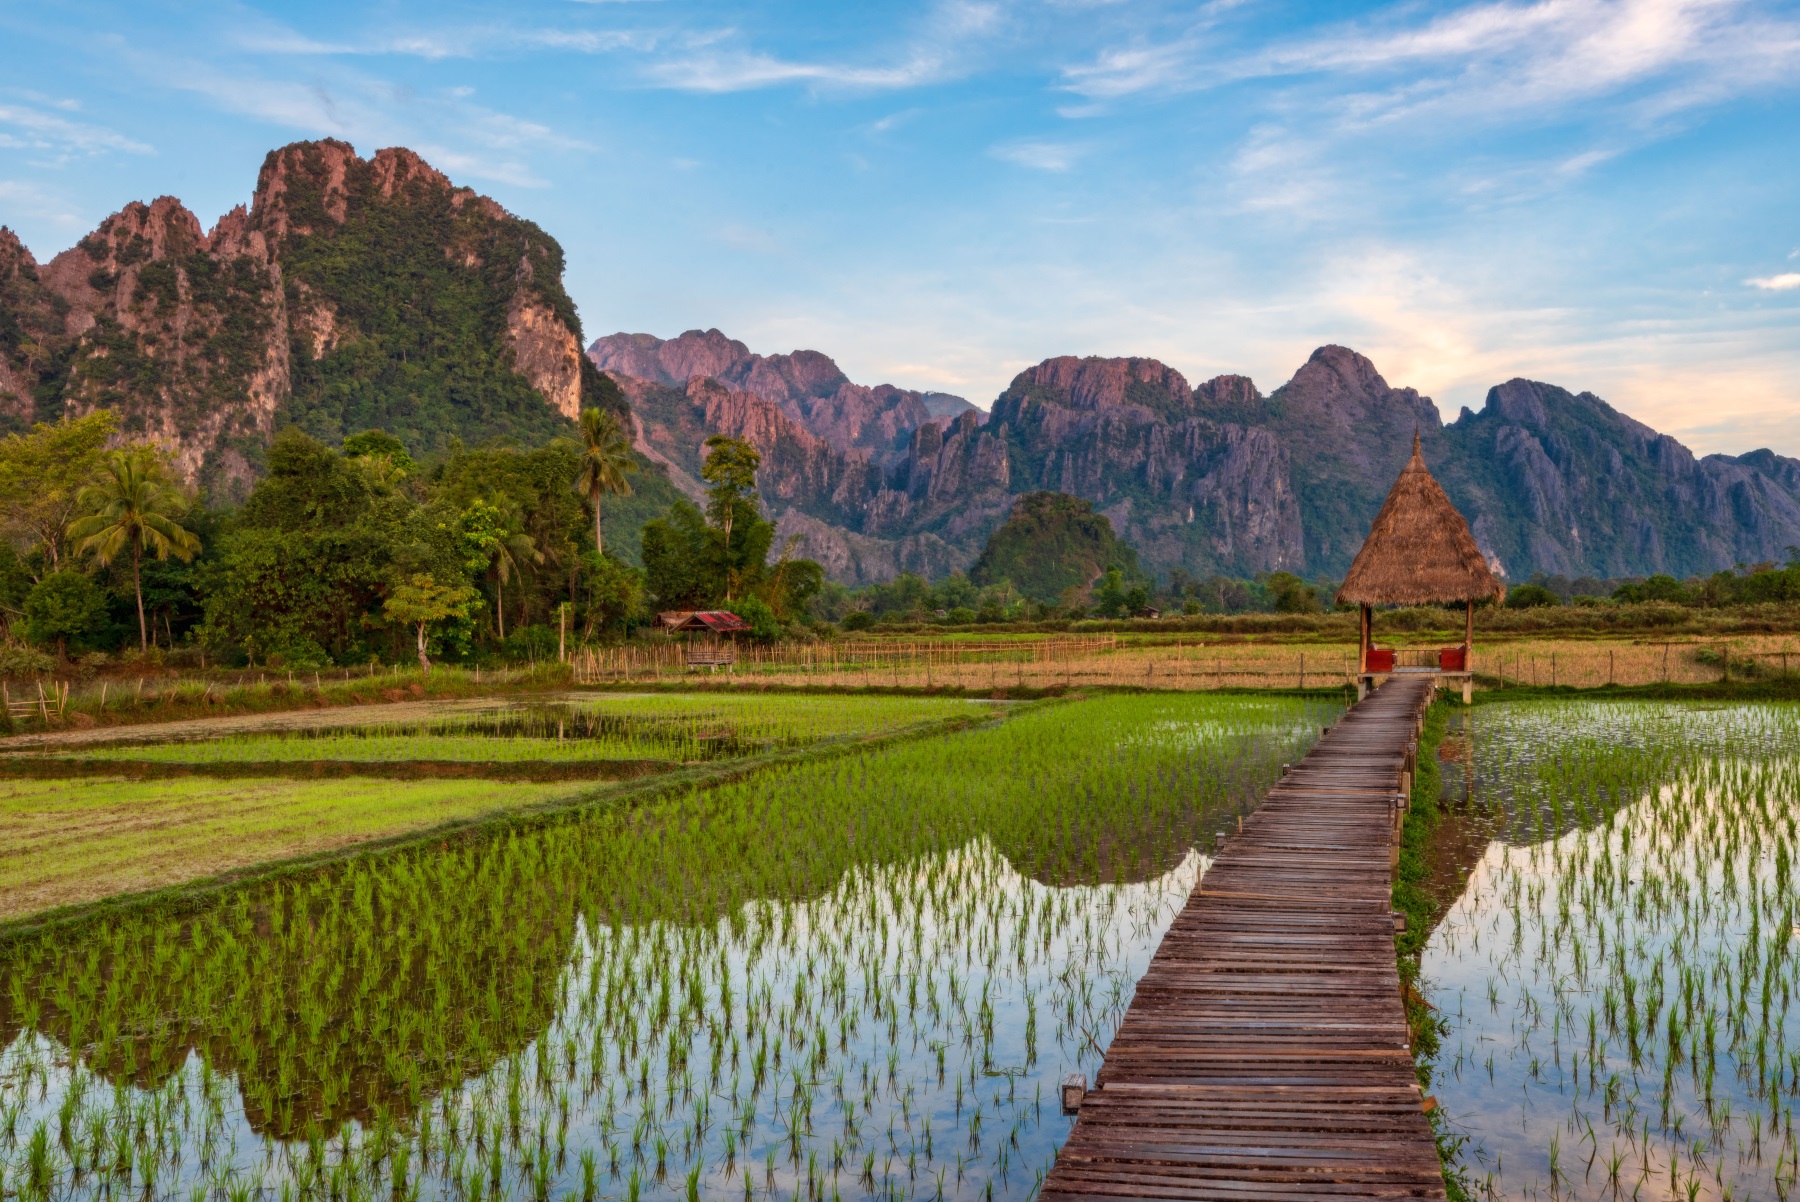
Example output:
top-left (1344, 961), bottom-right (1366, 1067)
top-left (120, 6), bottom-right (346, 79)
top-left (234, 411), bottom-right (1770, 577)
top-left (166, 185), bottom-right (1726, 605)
top-left (460, 497), bottom-right (542, 639)
top-left (0, 411), bottom-right (117, 568)
top-left (639, 501), bottom-right (716, 611)
top-left (700, 435), bottom-right (766, 601)
top-left (67, 448), bottom-right (202, 652)
top-left (383, 573), bottom-right (477, 674)
top-left (576, 408), bottom-right (636, 556)
top-left (201, 429), bottom-right (418, 665)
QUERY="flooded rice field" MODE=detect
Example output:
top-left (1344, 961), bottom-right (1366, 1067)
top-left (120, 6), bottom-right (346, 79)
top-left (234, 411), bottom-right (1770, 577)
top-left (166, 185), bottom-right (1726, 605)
top-left (1422, 700), bottom-right (1800, 1201)
top-left (0, 692), bottom-right (1335, 1202)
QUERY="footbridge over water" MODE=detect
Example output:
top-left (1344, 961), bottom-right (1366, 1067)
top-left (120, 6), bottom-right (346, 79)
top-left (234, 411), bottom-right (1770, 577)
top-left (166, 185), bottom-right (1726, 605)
top-left (1042, 675), bottom-right (1448, 1201)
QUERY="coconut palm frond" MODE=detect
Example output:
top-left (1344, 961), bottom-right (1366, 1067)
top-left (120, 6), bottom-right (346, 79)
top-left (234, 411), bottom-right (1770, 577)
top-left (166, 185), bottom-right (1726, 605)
top-left (578, 408), bottom-right (639, 555)
top-left (66, 448), bottom-right (200, 651)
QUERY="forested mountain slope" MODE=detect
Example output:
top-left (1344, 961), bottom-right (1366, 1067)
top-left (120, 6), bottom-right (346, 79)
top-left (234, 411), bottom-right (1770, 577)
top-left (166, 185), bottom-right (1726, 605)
top-left (0, 140), bottom-right (612, 501)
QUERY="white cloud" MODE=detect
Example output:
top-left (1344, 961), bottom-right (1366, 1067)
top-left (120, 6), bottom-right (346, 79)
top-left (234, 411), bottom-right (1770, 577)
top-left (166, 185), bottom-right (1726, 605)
top-left (641, 0), bottom-right (1002, 93)
top-left (0, 103), bottom-right (152, 156)
top-left (1747, 273), bottom-right (1800, 291)
top-left (643, 47), bottom-right (946, 93)
top-left (1061, 0), bottom-right (1800, 128)
top-left (989, 139), bottom-right (1084, 171)
top-left (232, 20), bottom-right (647, 60)
top-left (139, 55), bottom-right (582, 188)
top-left (1060, 41), bottom-right (1195, 100)
top-left (0, 180), bottom-right (92, 242)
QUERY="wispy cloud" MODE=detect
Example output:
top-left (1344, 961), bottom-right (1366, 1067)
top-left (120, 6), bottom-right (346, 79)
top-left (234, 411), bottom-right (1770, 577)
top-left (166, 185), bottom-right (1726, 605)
top-left (0, 180), bottom-right (92, 241)
top-left (644, 47), bottom-right (947, 93)
top-left (0, 102), bottom-right (152, 156)
top-left (1747, 273), bottom-right (1800, 291)
top-left (989, 139), bottom-right (1084, 171)
top-left (642, 0), bottom-right (1003, 93)
top-left (1063, 0), bottom-right (1800, 126)
top-left (140, 54), bottom-right (583, 187)
top-left (231, 21), bottom-right (649, 59)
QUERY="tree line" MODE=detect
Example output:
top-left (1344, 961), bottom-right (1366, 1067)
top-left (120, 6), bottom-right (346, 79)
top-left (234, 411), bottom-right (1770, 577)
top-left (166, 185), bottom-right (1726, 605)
top-left (10, 407), bottom-right (1794, 674)
top-left (0, 411), bottom-right (823, 673)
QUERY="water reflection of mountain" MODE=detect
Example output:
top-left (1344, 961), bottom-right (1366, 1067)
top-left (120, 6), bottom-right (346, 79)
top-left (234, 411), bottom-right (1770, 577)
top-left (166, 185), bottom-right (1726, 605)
top-left (1, 707), bottom-right (1309, 1137)
top-left (1418, 699), bottom-right (1800, 933)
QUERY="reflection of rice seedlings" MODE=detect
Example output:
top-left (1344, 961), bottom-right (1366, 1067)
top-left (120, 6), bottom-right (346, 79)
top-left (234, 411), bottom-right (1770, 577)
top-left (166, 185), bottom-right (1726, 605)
top-left (0, 691), bottom-right (1332, 1201)
top-left (1422, 698), bottom-right (1800, 1201)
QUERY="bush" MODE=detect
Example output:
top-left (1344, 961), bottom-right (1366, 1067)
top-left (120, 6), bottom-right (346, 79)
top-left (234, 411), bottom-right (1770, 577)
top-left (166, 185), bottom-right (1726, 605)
top-left (840, 610), bottom-right (875, 632)
top-left (1505, 584), bottom-right (1561, 609)
top-left (1612, 574), bottom-right (1693, 605)
top-left (1266, 572), bottom-right (1323, 614)
top-left (501, 624), bottom-right (560, 662)
top-left (946, 607), bottom-right (978, 625)
top-left (0, 644), bottom-right (56, 677)
top-left (729, 597), bottom-right (783, 642)
top-left (22, 571), bottom-right (108, 655)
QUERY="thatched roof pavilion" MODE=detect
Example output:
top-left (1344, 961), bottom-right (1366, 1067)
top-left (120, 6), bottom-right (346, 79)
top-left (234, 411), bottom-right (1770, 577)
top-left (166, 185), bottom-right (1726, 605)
top-left (1337, 434), bottom-right (1502, 693)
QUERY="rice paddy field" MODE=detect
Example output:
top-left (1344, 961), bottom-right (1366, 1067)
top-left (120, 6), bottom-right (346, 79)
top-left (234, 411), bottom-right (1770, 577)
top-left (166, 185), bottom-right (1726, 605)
top-left (1420, 699), bottom-right (1800, 1200)
top-left (5, 694), bottom-right (984, 767)
top-left (0, 691), bottom-right (1336, 1202)
top-left (0, 694), bottom-right (994, 923)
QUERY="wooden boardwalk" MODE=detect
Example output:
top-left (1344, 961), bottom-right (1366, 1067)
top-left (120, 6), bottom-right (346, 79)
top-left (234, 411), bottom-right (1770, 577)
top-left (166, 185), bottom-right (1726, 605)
top-left (1043, 676), bottom-right (1447, 1200)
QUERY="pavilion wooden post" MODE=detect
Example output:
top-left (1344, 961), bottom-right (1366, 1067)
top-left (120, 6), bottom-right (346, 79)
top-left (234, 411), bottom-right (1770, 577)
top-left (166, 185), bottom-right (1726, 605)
top-left (1462, 599), bottom-right (1474, 704)
top-left (1357, 603), bottom-right (1372, 701)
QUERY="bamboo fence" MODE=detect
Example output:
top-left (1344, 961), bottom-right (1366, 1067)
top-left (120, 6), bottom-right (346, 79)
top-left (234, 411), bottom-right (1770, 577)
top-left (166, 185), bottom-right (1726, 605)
top-left (570, 634), bottom-right (1800, 692)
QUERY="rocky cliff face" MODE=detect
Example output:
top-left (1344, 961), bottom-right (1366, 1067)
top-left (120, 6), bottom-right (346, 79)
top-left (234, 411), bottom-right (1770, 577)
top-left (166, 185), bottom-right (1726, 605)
top-left (0, 140), bottom-right (597, 499)
top-left (601, 332), bottom-right (1800, 586)
top-left (11, 196), bottom-right (290, 491)
top-left (1438, 379), bottom-right (1800, 579)
top-left (589, 329), bottom-right (939, 458)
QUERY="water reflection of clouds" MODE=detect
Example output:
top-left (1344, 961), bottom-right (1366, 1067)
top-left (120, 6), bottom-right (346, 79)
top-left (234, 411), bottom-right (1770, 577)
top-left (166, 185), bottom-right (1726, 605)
top-left (1421, 703), bottom-right (1800, 1201)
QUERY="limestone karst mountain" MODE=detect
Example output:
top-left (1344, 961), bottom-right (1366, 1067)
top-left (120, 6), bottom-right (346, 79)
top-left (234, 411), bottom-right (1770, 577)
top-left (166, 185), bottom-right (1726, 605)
top-left (0, 140), bottom-right (610, 500)
top-left (4, 138), bottom-right (1794, 581)
top-left (592, 334), bottom-right (1800, 585)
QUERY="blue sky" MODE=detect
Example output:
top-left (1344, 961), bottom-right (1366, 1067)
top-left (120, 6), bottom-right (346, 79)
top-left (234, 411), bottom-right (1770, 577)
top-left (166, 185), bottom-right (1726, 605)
top-left (2, 0), bottom-right (1797, 453)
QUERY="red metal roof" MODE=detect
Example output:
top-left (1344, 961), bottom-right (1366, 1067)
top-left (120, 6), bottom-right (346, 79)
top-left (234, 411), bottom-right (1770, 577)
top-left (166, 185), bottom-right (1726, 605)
top-left (658, 610), bottom-right (751, 633)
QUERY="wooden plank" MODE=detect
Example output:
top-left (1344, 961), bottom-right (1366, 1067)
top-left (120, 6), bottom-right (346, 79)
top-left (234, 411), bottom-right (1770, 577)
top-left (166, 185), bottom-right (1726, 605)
top-left (1041, 676), bottom-right (1447, 1202)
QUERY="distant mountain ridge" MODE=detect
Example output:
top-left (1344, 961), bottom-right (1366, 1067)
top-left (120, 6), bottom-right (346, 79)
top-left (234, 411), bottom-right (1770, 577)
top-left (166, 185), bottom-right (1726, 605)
top-left (4, 136), bottom-right (1790, 581)
top-left (591, 333), bottom-right (1800, 586)
top-left (588, 329), bottom-right (947, 459)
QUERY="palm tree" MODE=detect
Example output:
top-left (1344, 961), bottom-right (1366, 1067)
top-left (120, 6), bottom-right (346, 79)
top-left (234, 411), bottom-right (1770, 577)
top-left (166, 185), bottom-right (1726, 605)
top-left (67, 449), bottom-right (202, 652)
top-left (576, 408), bottom-right (637, 556)
top-left (490, 526), bottom-right (542, 640)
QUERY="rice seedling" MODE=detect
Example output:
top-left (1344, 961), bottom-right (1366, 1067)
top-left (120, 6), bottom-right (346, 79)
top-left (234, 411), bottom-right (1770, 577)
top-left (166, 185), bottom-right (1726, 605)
top-left (0, 690), bottom-right (1331, 1200)
top-left (21, 693), bottom-right (986, 769)
top-left (1421, 698), bottom-right (1800, 1200)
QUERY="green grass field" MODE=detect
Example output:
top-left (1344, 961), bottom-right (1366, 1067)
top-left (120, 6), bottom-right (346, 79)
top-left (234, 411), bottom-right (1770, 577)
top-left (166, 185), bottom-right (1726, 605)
top-left (0, 692), bottom-right (998, 923)
top-left (0, 775), bottom-right (589, 920)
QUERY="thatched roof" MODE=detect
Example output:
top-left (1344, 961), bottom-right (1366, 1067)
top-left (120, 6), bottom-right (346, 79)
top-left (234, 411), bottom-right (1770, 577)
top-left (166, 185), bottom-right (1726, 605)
top-left (1336, 434), bottom-right (1505, 606)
